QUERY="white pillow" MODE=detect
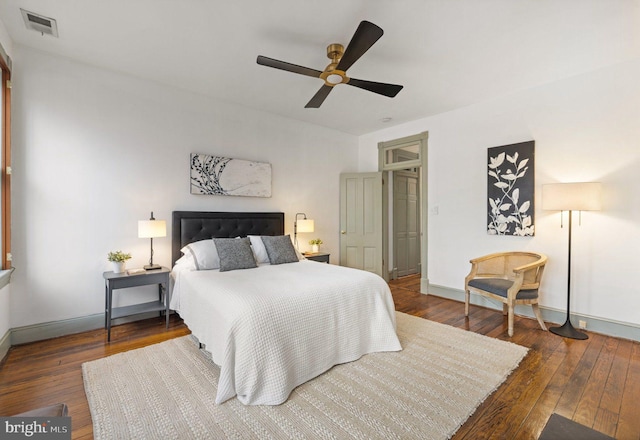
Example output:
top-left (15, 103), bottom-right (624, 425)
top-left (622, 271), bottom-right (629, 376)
top-left (172, 253), bottom-right (195, 272)
top-left (248, 235), bottom-right (270, 264)
top-left (180, 239), bottom-right (220, 270)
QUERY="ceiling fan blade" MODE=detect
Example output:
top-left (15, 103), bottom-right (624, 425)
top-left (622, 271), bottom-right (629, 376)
top-left (257, 55), bottom-right (323, 78)
top-left (347, 78), bottom-right (403, 98)
top-left (305, 85), bottom-right (333, 108)
top-left (336, 21), bottom-right (384, 72)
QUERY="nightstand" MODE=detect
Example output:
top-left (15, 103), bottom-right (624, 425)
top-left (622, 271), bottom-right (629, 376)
top-left (303, 252), bottom-right (330, 263)
top-left (103, 267), bottom-right (170, 342)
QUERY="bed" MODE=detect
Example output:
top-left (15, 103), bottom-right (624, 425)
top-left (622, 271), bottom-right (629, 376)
top-left (169, 211), bottom-right (402, 405)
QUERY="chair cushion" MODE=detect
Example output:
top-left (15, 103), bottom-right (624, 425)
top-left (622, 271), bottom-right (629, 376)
top-left (468, 278), bottom-right (538, 299)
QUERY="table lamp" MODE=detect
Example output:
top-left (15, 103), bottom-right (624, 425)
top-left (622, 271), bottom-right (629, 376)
top-left (138, 211), bottom-right (166, 270)
top-left (294, 213), bottom-right (314, 250)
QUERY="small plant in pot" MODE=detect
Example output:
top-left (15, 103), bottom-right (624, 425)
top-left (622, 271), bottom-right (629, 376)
top-left (108, 251), bottom-right (132, 274)
top-left (309, 238), bottom-right (323, 253)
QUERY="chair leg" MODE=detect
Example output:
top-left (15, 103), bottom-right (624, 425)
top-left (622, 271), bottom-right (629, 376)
top-left (507, 304), bottom-right (514, 337)
top-left (502, 303), bottom-right (508, 316)
top-left (532, 303), bottom-right (547, 331)
top-left (465, 289), bottom-right (470, 316)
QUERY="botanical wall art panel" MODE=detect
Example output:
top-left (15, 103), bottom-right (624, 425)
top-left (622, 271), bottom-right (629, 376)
top-left (487, 140), bottom-right (535, 236)
top-left (190, 153), bottom-right (272, 197)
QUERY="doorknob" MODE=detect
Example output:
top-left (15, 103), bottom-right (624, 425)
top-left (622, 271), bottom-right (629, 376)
top-left (341, 230), bottom-right (346, 234)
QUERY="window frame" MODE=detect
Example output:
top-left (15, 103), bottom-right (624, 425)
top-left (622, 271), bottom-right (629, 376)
top-left (0, 43), bottom-right (11, 271)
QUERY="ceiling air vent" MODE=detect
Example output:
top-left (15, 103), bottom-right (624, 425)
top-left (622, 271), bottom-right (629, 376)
top-left (20, 9), bottom-right (58, 37)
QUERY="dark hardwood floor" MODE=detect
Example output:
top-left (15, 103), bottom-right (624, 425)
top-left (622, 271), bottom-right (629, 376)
top-left (0, 274), bottom-right (638, 439)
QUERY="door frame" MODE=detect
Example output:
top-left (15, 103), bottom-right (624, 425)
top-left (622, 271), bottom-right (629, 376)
top-left (378, 132), bottom-right (428, 289)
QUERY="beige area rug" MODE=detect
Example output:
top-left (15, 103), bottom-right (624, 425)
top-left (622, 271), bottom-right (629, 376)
top-left (82, 312), bottom-right (528, 440)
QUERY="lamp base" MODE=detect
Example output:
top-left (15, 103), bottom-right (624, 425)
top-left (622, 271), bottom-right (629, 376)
top-left (549, 320), bottom-right (588, 340)
top-left (143, 264), bottom-right (162, 271)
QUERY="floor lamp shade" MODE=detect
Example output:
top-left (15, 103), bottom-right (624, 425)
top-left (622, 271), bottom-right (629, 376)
top-left (542, 182), bottom-right (601, 340)
top-left (138, 212), bottom-right (166, 270)
top-left (542, 182), bottom-right (602, 211)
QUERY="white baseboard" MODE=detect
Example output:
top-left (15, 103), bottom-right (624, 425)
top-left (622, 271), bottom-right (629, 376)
top-left (426, 283), bottom-right (640, 342)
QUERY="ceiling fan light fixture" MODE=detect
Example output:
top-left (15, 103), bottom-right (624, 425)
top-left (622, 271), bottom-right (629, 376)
top-left (320, 69), bottom-right (348, 86)
top-left (326, 74), bottom-right (343, 85)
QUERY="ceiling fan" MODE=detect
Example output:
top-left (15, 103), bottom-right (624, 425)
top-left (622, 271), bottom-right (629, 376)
top-left (257, 20), bottom-right (403, 108)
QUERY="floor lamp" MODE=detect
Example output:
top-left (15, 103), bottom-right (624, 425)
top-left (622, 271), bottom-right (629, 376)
top-left (542, 182), bottom-right (602, 340)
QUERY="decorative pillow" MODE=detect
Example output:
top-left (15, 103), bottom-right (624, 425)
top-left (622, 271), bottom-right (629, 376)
top-left (248, 235), bottom-right (270, 264)
top-left (261, 235), bottom-right (299, 265)
top-left (180, 239), bottom-right (219, 270)
top-left (213, 238), bottom-right (257, 272)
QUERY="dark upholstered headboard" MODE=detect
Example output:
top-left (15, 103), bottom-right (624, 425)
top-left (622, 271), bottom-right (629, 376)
top-left (171, 211), bottom-right (285, 266)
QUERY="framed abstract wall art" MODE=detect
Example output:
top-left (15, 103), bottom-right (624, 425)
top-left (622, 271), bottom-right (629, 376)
top-left (487, 140), bottom-right (535, 236)
top-left (190, 153), bottom-right (272, 198)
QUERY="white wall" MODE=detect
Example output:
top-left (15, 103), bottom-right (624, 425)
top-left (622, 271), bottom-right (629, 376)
top-left (10, 45), bottom-right (358, 329)
top-left (359, 59), bottom-right (640, 326)
top-left (0, 18), bottom-right (13, 343)
top-left (0, 18), bottom-right (12, 58)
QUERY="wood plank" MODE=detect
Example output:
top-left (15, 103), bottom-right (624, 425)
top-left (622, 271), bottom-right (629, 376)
top-left (616, 341), bottom-right (640, 440)
top-left (592, 338), bottom-right (633, 437)
top-left (553, 333), bottom-right (606, 419)
top-left (598, 338), bottom-right (632, 415)
top-left (513, 334), bottom-right (590, 439)
top-left (574, 336), bottom-right (618, 427)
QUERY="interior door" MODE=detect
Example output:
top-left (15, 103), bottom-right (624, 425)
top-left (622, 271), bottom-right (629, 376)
top-left (339, 172), bottom-right (383, 276)
top-left (394, 170), bottom-right (420, 277)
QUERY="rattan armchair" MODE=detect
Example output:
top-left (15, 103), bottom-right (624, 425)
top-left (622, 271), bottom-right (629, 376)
top-left (464, 251), bottom-right (548, 337)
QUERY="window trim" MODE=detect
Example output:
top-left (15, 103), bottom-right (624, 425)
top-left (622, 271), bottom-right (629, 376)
top-left (0, 44), bottom-right (11, 270)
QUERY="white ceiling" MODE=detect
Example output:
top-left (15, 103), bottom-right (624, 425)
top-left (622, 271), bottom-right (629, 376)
top-left (1, 1), bottom-right (638, 135)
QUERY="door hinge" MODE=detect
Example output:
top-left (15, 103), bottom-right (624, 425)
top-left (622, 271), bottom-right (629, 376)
top-left (6, 253), bottom-right (12, 262)
top-left (5, 166), bottom-right (11, 175)
top-left (5, 80), bottom-right (11, 89)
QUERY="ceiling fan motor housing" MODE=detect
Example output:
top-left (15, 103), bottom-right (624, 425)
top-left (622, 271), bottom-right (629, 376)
top-left (321, 43), bottom-right (349, 86)
top-left (327, 43), bottom-right (344, 62)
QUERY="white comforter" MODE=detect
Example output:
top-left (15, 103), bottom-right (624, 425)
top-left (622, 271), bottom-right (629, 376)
top-left (170, 260), bottom-right (401, 405)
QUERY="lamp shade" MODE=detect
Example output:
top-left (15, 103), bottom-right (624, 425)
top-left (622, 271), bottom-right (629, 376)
top-left (138, 219), bottom-right (167, 238)
top-left (297, 219), bottom-right (314, 233)
top-left (542, 182), bottom-right (602, 211)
